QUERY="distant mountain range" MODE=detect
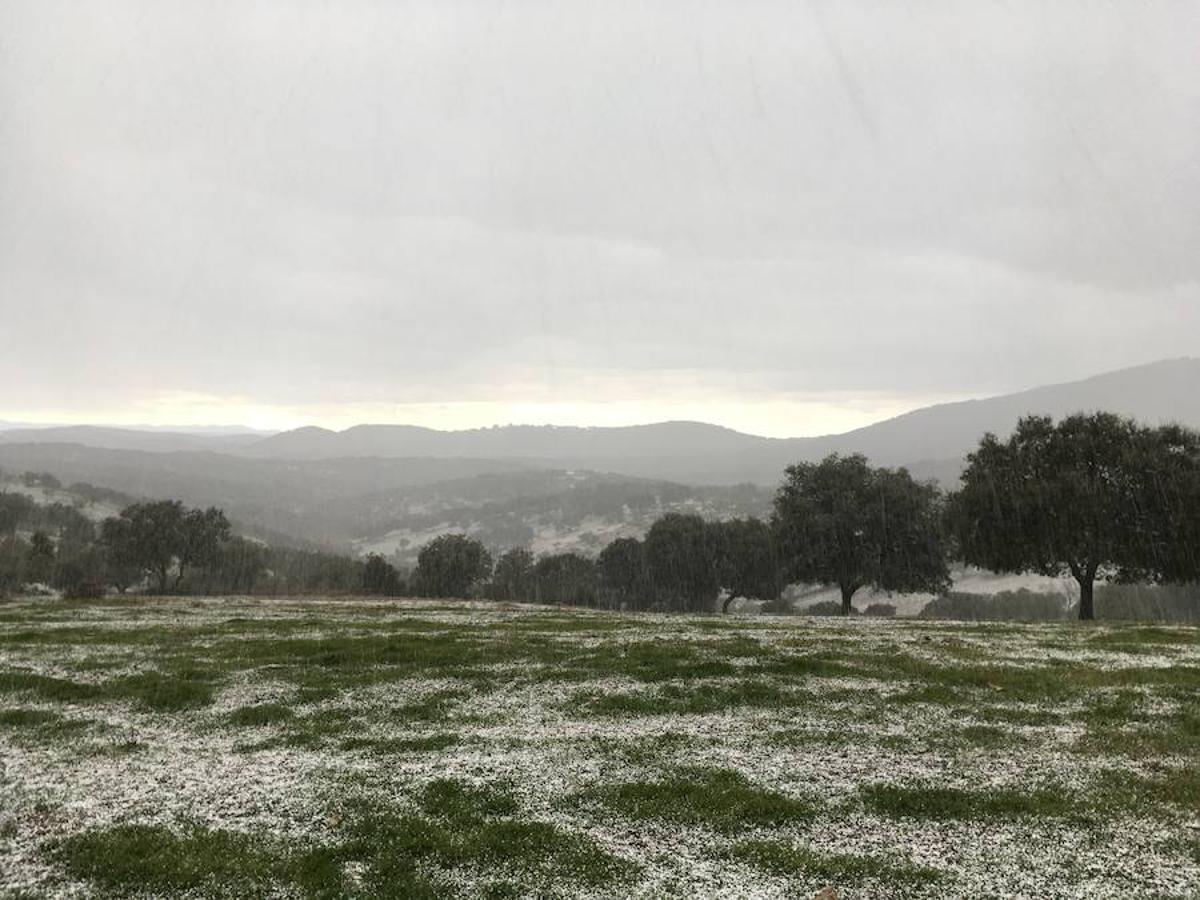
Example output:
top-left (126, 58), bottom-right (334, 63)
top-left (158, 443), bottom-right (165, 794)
top-left (234, 358), bottom-right (1200, 480)
top-left (1, 357), bottom-right (1196, 554)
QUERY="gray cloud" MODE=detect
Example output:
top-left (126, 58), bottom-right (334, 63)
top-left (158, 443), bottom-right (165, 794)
top-left (1, 1), bottom-right (1197, 424)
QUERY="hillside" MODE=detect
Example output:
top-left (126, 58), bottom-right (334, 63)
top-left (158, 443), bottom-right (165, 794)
top-left (231, 358), bottom-right (1200, 483)
top-left (2, 358), bottom-right (1197, 552)
top-left (0, 445), bottom-right (768, 556)
top-left (0, 425), bottom-right (268, 453)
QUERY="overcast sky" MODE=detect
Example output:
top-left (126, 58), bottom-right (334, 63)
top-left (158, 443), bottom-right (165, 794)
top-left (1, 1), bottom-right (1197, 436)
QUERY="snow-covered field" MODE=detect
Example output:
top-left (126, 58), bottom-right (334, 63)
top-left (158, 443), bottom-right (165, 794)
top-left (1, 597), bottom-right (1197, 898)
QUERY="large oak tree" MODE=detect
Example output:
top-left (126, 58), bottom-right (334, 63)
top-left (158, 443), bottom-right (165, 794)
top-left (100, 500), bottom-right (230, 593)
top-left (951, 413), bottom-right (1200, 620)
top-left (413, 533), bottom-right (492, 598)
top-left (773, 454), bottom-right (950, 615)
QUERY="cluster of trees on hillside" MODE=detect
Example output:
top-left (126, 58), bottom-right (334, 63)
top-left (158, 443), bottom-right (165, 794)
top-left (399, 462), bottom-right (948, 613)
top-left (394, 413), bottom-right (1200, 620)
top-left (0, 492), bottom-right (367, 598)
top-left (4, 413), bottom-right (1199, 621)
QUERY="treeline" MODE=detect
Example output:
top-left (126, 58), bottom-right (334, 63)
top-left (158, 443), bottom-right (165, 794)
top-left (3, 412), bottom-right (1200, 621)
top-left (0, 492), bottom-right (365, 598)
top-left (372, 515), bottom-right (783, 612)
top-left (386, 412), bottom-right (1200, 621)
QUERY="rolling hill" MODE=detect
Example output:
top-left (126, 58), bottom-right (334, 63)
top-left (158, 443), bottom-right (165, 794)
top-left (1, 357), bottom-right (1196, 553)
top-left (233, 357), bottom-right (1200, 483)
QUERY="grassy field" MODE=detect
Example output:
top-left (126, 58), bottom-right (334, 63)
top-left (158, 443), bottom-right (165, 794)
top-left (0, 597), bottom-right (1198, 898)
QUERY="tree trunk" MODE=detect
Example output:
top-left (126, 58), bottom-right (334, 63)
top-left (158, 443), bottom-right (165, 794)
top-left (722, 594), bottom-right (734, 614)
top-left (1077, 574), bottom-right (1095, 621)
top-left (840, 583), bottom-right (857, 616)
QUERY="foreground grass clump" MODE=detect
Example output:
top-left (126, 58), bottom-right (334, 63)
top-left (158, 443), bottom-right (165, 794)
top-left (1091, 765), bottom-right (1200, 817)
top-left (56, 778), bottom-right (635, 897)
top-left (0, 671), bottom-right (102, 703)
top-left (572, 680), bottom-right (811, 717)
top-left (576, 767), bottom-right (814, 832)
top-left (0, 667), bottom-right (217, 711)
top-left (0, 707), bottom-right (93, 742)
top-left (339, 732), bottom-right (460, 755)
top-left (338, 777), bottom-right (636, 895)
top-left (104, 669), bottom-right (217, 711)
top-left (227, 702), bottom-right (295, 727)
top-left (55, 824), bottom-right (339, 897)
top-left (729, 840), bottom-right (943, 887)
top-left (860, 783), bottom-right (1076, 820)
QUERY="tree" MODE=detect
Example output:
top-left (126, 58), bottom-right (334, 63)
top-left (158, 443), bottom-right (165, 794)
top-left (53, 543), bottom-right (108, 599)
top-left (175, 506), bottom-right (231, 589)
top-left (644, 513), bottom-right (719, 612)
top-left (773, 454), bottom-right (950, 615)
top-left (99, 500), bottom-right (230, 593)
top-left (414, 534), bottom-right (492, 598)
top-left (362, 553), bottom-right (403, 595)
top-left (533, 552), bottom-right (597, 606)
top-left (212, 536), bottom-right (269, 594)
top-left (98, 515), bottom-right (142, 593)
top-left (102, 501), bottom-right (184, 593)
top-left (492, 548), bottom-right (535, 602)
top-left (596, 537), bottom-right (650, 609)
top-left (0, 492), bottom-right (36, 534)
top-left (0, 535), bottom-right (29, 595)
top-left (27, 530), bottom-right (55, 584)
top-left (951, 413), bottom-right (1200, 621)
top-left (710, 517), bottom-right (782, 612)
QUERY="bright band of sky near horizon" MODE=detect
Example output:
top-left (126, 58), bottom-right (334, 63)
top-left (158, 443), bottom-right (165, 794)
top-left (0, 390), bottom-right (976, 438)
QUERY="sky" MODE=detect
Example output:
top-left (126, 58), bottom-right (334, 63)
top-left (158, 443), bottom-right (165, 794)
top-left (1, 1), bottom-right (1197, 438)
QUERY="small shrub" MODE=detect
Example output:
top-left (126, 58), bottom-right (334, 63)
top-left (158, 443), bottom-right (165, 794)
top-left (759, 596), bottom-right (797, 615)
top-left (63, 579), bottom-right (107, 600)
top-left (804, 600), bottom-right (859, 617)
top-left (919, 590), bottom-right (1067, 622)
top-left (864, 603), bottom-right (896, 617)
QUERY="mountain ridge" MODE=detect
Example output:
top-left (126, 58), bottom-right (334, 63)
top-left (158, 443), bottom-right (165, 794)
top-left (226, 357), bottom-right (1200, 483)
top-left (2, 357), bottom-right (1196, 553)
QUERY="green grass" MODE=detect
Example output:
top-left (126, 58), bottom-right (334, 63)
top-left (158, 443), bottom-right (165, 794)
top-left (339, 732), bottom-right (460, 754)
top-left (1160, 834), bottom-right (1200, 864)
top-left (729, 839), bottom-right (943, 886)
top-left (236, 706), bottom-right (360, 751)
top-left (0, 668), bottom-right (216, 711)
top-left (1073, 698), bottom-right (1200, 758)
top-left (952, 724), bottom-right (1026, 749)
top-left (417, 778), bottom-right (519, 821)
top-left (55, 778), bottom-right (636, 897)
top-left (572, 680), bottom-right (811, 717)
top-left (6, 599), bottom-right (1200, 896)
top-left (0, 671), bottom-right (102, 703)
top-left (337, 778), bottom-right (636, 893)
top-left (1091, 765), bottom-right (1200, 817)
top-left (0, 707), bottom-right (93, 740)
top-left (0, 707), bottom-right (68, 728)
top-left (103, 670), bottom-right (217, 711)
top-left (54, 824), bottom-right (341, 897)
top-left (1087, 626), bottom-right (1196, 649)
top-left (860, 783), bottom-right (1076, 820)
top-left (227, 702), bottom-right (295, 727)
top-left (575, 767), bottom-right (815, 832)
